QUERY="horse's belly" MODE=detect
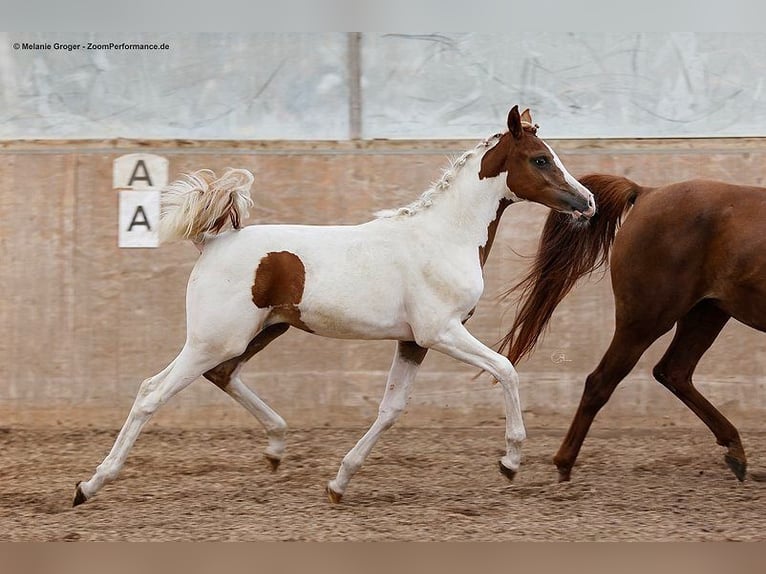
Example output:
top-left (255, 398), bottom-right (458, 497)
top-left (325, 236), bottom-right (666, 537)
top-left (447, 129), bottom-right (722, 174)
top-left (297, 303), bottom-right (414, 341)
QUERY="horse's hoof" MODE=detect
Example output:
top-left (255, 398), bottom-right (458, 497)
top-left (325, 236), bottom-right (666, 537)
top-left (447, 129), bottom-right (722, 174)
top-left (72, 482), bottom-right (87, 507)
top-left (264, 454), bottom-right (281, 472)
top-left (326, 485), bottom-right (343, 504)
top-left (555, 465), bottom-right (572, 482)
top-left (725, 454), bottom-right (747, 481)
top-left (498, 461), bottom-right (516, 482)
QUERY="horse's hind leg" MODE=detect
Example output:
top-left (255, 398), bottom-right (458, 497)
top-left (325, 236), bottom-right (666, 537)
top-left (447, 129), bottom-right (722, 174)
top-left (204, 323), bottom-right (290, 470)
top-left (73, 343), bottom-right (226, 506)
top-left (326, 341), bottom-right (428, 503)
top-left (651, 300), bottom-right (746, 480)
top-left (554, 323), bottom-right (667, 482)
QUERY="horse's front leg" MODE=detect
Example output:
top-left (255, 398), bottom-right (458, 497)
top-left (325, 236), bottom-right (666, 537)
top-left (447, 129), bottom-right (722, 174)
top-left (326, 341), bottom-right (427, 503)
top-left (426, 320), bottom-right (526, 480)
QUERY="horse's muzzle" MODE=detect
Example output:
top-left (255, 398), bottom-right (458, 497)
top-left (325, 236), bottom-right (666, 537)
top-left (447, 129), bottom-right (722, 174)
top-left (565, 191), bottom-right (596, 220)
top-left (577, 195), bottom-right (597, 220)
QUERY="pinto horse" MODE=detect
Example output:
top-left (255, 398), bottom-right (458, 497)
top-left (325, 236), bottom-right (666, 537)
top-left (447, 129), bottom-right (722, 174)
top-left (73, 106), bottom-right (595, 506)
top-left (502, 173), bottom-right (766, 482)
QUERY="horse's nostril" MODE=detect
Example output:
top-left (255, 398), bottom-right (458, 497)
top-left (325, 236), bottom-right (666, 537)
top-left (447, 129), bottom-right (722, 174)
top-left (567, 192), bottom-right (592, 214)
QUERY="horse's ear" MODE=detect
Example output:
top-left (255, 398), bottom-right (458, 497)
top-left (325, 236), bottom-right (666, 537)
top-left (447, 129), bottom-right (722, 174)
top-left (508, 105), bottom-right (523, 139)
top-left (478, 133), bottom-right (510, 180)
top-left (520, 108), bottom-right (533, 125)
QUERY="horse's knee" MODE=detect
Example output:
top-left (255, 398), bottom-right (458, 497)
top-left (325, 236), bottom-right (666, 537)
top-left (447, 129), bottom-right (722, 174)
top-left (137, 375), bottom-right (160, 398)
top-left (134, 392), bottom-right (162, 419)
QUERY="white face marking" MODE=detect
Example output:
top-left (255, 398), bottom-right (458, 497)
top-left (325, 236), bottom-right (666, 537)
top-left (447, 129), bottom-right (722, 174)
top-left (544, 142), bottom-right (596, 217)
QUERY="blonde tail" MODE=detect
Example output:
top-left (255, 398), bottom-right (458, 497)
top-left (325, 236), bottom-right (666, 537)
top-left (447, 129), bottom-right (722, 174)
top-left (159, 168), bottom-right (254, 245)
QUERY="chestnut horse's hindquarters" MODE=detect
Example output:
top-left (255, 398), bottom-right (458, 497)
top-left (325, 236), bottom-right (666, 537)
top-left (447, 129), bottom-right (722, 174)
top-left (505, 174), bottom-right (765, 483)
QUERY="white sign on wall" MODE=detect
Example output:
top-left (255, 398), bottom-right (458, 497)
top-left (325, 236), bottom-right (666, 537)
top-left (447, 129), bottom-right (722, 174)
top-left (117, 190), bottom-right (161, 248)
top-left (113, 153), bottom-right (168, 248)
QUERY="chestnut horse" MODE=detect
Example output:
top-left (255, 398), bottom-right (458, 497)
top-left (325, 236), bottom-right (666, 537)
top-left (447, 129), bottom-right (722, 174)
top-left (502, 173), bottom-right (766, 482)
top-left (73, 106), bottom-right (595, 506)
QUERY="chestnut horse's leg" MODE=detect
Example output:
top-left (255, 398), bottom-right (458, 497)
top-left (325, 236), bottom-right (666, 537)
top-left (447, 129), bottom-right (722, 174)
top-left (326, 341), bottom-right (428, 503)
top-left (651, 300), bottom-right (747, 480)
top-left (553, 322), bottom-right (669, 482)
top-left (204, 323), bottom-right (291, 470)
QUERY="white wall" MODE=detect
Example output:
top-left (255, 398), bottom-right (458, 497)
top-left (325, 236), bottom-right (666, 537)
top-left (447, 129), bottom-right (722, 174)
top-left (2, 32), bottom-right (765, 139)
top-left (363, 33), bottom-right (766, 138)
top-left (0, 33), bottom-right (349, 139)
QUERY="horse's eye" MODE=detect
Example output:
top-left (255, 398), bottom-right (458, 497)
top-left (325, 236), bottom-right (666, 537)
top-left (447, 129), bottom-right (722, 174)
top-left (533, 157), bottom-right (549, 167)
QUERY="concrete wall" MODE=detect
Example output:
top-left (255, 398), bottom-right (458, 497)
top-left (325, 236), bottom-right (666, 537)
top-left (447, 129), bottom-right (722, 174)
top-left (2, 138), bottom-right (765, 427)
top-left (3, 33), bottom-right (766, 140)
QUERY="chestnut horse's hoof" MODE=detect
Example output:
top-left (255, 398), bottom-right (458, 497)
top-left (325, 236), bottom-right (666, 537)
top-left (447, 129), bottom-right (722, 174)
top-left (556, 467), bottom-right (572, 482)
top-left (326, 485), bottom-right (343, 504)
top-left (264, 454), bottom-right (281, 472)
top-left (724, 454), bottom-right (747, 482)
top-left (498, 461), bottom-right (516, 482)
top-left (72, 482), bottom-right (88, 507)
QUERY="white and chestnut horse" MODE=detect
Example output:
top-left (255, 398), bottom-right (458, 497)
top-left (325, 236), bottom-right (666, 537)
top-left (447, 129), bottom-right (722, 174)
top-left (73, 106), bottom-right (594, 506)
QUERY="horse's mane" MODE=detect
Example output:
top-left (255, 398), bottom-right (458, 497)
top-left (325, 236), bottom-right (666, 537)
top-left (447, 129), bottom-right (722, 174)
top-left (374, 133), bottom-right (503, 219)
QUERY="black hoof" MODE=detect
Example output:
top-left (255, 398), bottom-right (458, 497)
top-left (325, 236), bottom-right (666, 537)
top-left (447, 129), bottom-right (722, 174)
top-left (725, 454), bottom-right (747, 482)
top-left (498, 461), bottom-right (516, 482)
top-left (265, 454), bottom-right (281, 472)
top-left (72, 482), bottom-right (87, 507)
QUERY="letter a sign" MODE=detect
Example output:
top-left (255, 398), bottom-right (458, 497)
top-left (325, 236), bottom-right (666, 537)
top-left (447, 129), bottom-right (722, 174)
top-left (113, 154), bottom-right (169, 248)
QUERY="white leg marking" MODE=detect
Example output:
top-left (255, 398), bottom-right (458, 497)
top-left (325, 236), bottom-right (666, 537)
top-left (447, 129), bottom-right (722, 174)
top-left (224, 374), bottom-right (288, 460)
top-left (76, 346), bottom-right (219, 501)
top-left (429, 321), bottom-right (526, 473)
top-left (327, 341), bottom-right (426, 499)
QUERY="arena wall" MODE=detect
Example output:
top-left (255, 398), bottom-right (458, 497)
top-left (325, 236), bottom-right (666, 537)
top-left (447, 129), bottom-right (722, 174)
top-left (2, 137), bottom-right (765, 428)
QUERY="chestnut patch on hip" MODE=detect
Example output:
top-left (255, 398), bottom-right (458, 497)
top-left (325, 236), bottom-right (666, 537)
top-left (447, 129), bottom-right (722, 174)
top-left (252, 251), bottom-right (306, 308)
top-left (252, 251), bottom-right (313, 332)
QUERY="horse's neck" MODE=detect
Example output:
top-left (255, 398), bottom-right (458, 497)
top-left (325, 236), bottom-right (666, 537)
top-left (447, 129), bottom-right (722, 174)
top-left (415, 168), bottom-right (509, 247)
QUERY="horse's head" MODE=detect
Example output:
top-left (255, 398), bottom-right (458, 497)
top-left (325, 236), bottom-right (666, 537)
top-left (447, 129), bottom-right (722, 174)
top-left (479, 105), bottom-right (595, 220)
